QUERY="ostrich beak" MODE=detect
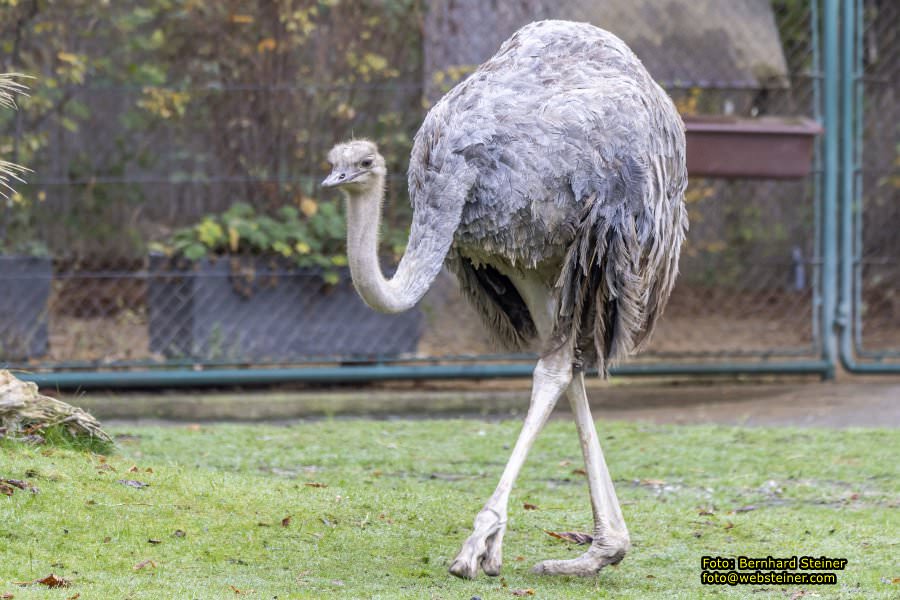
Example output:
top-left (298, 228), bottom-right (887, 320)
top-left (321, 170), bottom-right (348, 188)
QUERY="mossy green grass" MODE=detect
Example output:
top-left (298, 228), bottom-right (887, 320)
top-left (1, 419), bottom-right (897, 598)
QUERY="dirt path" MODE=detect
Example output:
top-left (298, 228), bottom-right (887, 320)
top-left (583, 380), bottom-right (900, 428)
top-left (85, 379), bottom-right (900, 429)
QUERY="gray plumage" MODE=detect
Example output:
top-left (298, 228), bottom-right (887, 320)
top-left (404, 20), bottom-right (688, 375)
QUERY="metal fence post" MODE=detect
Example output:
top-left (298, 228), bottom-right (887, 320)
top-left (820, 0), bottom-right (840, 379)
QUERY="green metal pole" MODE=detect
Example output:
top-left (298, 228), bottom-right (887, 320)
top-left (837, 0), bottom-right (900, 373)
top-left (16, 360), bottom-right (835, 390)
top-left (820, 0), bottom-right (839, 379)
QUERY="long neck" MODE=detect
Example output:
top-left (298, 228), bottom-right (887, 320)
top-left (344, 182), bottom-right (432, 313)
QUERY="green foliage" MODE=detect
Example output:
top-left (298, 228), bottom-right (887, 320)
top-left (0, 0), bottom-right (424, 262)
top-left (152, 201), bottom-right (348, 283)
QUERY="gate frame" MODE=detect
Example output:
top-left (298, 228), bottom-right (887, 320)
top-left (837, 0), bottom-right (900, 374)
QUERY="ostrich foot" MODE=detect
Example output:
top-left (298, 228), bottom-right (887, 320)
top-left (531, 532), bottom-right (629, 577)
top-left (449, 509), bottom-right (506, 579)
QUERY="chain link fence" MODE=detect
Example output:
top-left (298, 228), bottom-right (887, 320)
top-left (0, 0), bottom-right (877, 379)
top-left (851, 0), bottom-right (900, 364)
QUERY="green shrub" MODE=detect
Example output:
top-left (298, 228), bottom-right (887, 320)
top-left (151, 201), bottom-right (347, 284)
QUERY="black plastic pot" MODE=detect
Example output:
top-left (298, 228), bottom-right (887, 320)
top-left (0, 255), bottom-right (52, 360)
top-left (147, 255), bottom-right (422, 361)
top-left (685, 116), bottom-right (823, 179)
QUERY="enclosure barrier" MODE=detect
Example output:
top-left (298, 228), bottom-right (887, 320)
top-left (2, 0), bottom-right (897, 388)
top-left (836, 0), bottom-right (900, 374)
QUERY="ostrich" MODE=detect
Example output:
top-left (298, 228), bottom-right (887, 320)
top-left (322, 20), bottom-right (687, 579)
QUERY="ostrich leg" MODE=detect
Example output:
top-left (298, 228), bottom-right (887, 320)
top-left (449, 345), bottom-right (573, 579)
top-left (450, 275), bottom-right (571, 579)
top-left (532, 370), bottom-right (630, 575)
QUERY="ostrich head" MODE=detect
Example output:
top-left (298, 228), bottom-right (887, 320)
top-left (322, 139), bottom-right (386, 195)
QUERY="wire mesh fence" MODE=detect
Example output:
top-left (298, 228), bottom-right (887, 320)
top-left (0, 0), bottom-right (867, 377)
top-left (852, 0), bottom-right (900, 362)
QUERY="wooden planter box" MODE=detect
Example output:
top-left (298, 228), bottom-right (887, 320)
top-left (147, 255), bottom-right (422, 361)
top-left (0, 255), bottom-right (52, 360)
top-left (684, 116), bottom-right (823, 179)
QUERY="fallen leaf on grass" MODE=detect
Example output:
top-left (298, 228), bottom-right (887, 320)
top-left (789, 591), bottom-right (807, 600)
top-left (67, 594), bottom-right (80, 600)
top-left (96, 463), bottom-right (117, 472)
top-left (571, 468), bottom-right (587, 476)
top-left (511, 589), bottom-right (534, 596)
top-left (640, 478), bottom-right (666, 486)
top-left (0, 479), bottom-right (38, 496)
top-left (729, 505), bottom-right (757, 514)
top-left (117, 479), bottom-right (149, 489)
top-left (148, 538), bottom-right (161, 544)
top-left (229, 585), bottom-right (254, 594)
top-left (523, 503), bottom-right (539, 511)
top-left (281, 516), bottom-right (292, 527)
top-left (697, 506), bottom-right (715, 516)
top-left (304, 482), bottom-right (327, 488)
top-left (880, 576), bottom-right (900, 584)
top-left (35, 574), bottom-right (70, 588)
top-left (544, 530), bottom-right (593, 545)
top-left (133, 560), bottom-right (156, 571)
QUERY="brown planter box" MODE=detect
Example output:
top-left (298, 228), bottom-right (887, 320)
top-left (684, 116), bottom-right (823, 179)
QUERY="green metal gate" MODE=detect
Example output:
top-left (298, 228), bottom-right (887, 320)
top-left (837, 0), bottom-right (900, 373)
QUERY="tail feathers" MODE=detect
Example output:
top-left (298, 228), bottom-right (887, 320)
top-left (556, 198), bottom-right (658, 377)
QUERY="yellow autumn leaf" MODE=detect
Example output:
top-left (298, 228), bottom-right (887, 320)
top-left (257, 38), bottom-right (276, 53)
top-left (295, 242), bottom-right (311, 255)
top-left (57, 52), bottom-right (79, 64)
top-left (230, 14), bottom-right (254, 24)
top-left (228, 226), bottom-right (240, 252)
top-left (299, 197), bottom-right (318, 217)
top-left (362, 52), bottom-right (388, 72)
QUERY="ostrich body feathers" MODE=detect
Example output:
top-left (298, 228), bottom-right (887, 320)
top-left (407, 20), bottom-right (688, 375)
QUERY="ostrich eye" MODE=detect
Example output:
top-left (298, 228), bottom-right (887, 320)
top-left (360, 159), bottom-right (373, 168)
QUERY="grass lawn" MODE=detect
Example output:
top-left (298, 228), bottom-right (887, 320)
top-left (1, 418), bottom-right (897, 599)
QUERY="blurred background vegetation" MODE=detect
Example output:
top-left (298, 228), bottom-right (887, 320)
top-left (0, 0), bottom-right (423, 266)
